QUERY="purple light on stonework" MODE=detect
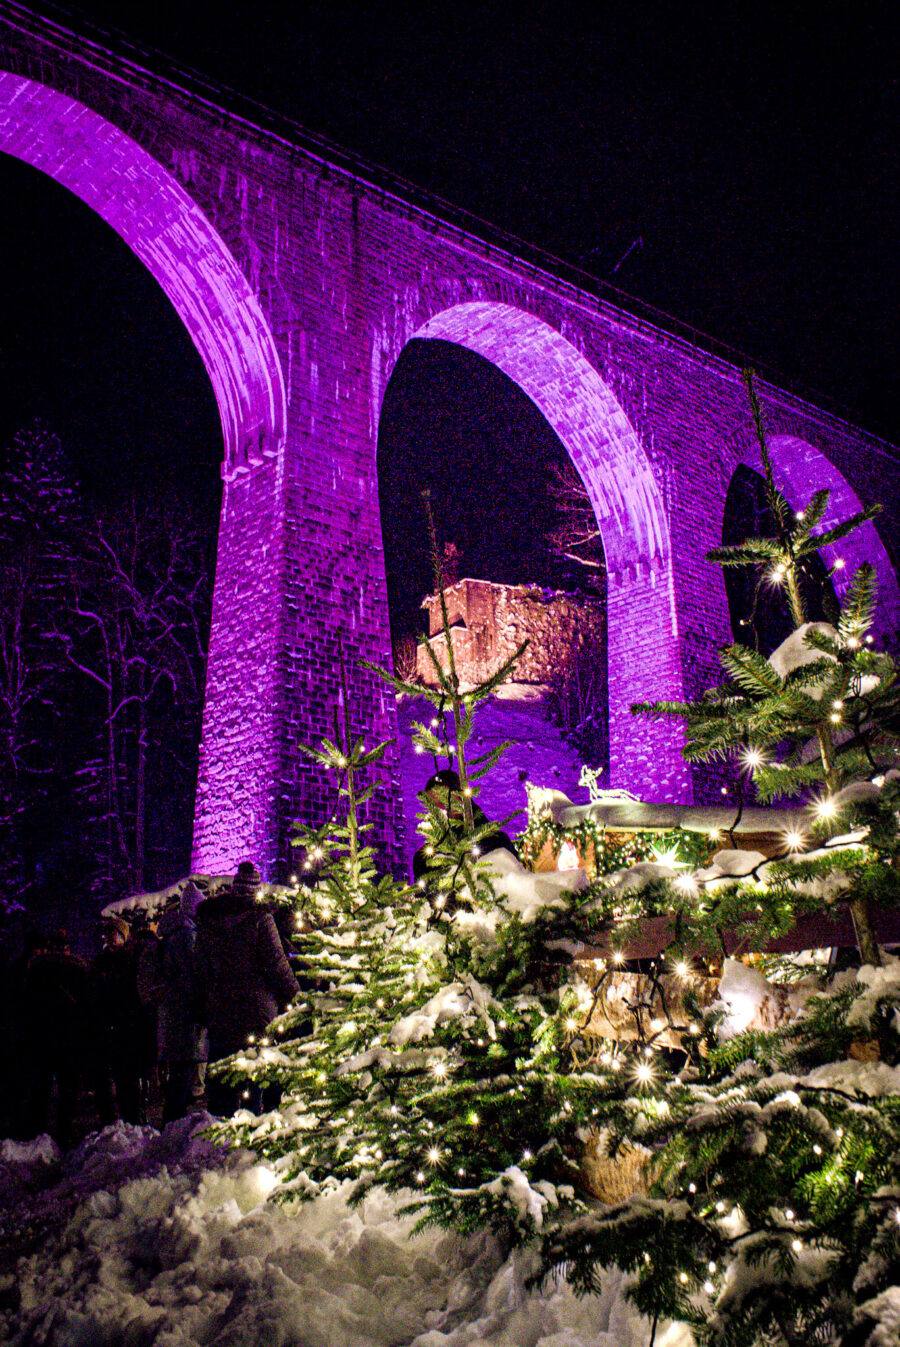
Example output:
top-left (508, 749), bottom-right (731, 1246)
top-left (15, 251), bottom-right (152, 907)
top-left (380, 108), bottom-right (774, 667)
top-left (406, 301), bottom-right (691, 800)
top-left (0, 74), bottom-right (286, 474)
top-left (0, 71), bottom-right (289, 878)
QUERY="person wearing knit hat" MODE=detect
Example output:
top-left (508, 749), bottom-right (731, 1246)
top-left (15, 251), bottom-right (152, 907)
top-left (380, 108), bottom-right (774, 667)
top-left (231, 860), bottom-right (261, 902)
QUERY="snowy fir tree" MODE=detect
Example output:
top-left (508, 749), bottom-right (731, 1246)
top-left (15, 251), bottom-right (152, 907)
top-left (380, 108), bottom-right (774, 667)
top-left (211, 497), bottom-right (648, 1245)
top-left (530, 374), bottom-right (900, 1345)
top-left (208, 414), bottom-right (900, 1345)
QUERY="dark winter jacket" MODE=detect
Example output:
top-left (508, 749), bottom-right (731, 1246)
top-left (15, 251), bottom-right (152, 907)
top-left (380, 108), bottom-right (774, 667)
top-left (195, 889), bottom-right (299, 1059)
top-left (91, 944), bottom-right (144, 1063)
top-left (21, 947), bottom-right (90, 1056)
top-left (156, 881), bottom-right (208, 1064)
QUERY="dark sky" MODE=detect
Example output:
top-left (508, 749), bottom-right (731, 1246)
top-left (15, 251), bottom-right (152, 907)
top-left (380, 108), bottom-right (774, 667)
top-left (1, 1), bottom-right (898, 486)
top-left (41, 0), bottom-right (900, 435)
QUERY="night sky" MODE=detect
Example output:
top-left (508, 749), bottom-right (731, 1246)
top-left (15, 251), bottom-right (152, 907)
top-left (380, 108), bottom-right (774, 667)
top-left (1, 0), bottom-right (898, 571)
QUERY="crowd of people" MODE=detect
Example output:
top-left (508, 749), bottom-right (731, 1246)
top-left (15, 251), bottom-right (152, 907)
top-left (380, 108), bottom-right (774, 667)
top-left (1, 861), bottom-right (300, 1148)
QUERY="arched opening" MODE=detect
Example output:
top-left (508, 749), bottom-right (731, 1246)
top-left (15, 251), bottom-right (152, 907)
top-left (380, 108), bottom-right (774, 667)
top-left (0, 73), bottom-right (288, 907)
top-left (0, 73), bottom-right (286, 472)
top-left (375, 300), bottom-right (691, 846)
top-left (723, 432), bottom-right (900, 650)
top-left (722, 464), bottom-right (836, 653)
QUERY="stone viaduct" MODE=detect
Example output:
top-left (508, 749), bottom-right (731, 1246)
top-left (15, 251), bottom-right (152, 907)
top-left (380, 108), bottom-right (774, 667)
top-left (2, 3), bottom-right (899, 877)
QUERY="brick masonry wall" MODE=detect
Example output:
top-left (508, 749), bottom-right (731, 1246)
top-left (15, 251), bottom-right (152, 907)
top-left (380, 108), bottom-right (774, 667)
top-left (418, 579), bottom-right (605, 688)
top-left (3, 7), bottom-right (900, 870)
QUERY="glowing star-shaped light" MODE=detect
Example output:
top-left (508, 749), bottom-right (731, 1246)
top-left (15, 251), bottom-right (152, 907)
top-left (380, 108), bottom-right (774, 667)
top-left (634, 1060), bottom-right (655, 1085)
top-left (426, 1147), bottom-right (441, 1165)
top-left (783, 828), bottom-right (807, 852)
top-left (740, 746), bottom-right (765, 772)
top-left (430, 1059), bottom-right (448, 1079)
top-left (813, 796), bottom-right (838, 821)
top-left (650, 844), bottom-right (687, 869)
top-left (674, 873), bottom-right (698, 894)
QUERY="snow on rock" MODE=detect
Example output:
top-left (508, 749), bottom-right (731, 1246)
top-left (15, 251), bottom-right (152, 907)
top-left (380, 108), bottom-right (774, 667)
top-left (715, 958), bottom-right (821, 1037)
top-left (846, 956), bottom-right (900, 1032)
top-left (0, 1122), bottom-right (683, 1347)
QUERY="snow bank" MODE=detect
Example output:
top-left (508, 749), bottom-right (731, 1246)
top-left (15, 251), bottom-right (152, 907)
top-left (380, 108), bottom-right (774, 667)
top-left (0, 1121), bottom-right (690, 1347)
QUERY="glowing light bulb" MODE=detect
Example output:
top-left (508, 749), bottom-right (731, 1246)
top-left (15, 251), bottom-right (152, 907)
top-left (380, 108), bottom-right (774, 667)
top-left (742, 746), bottom-right (764, 771)
top-left (675, 960), bottom-right (689, 978)
top-left (834, 557), bottom-right (846, 570)
top-left (679, 1271), bottom-right (689, 1284)
top-left (612, 950), bottom-right (624, 965)
top-left (415, 1171), bottom-right (425, 1184)
top-left (635, 1061), bottom-right (654, 1084)
top-left (814, 797), bottom-right (837, 820)
top-left (791, 1239), bottom-right (802, 1253)
top-left (785, 1208), bottom-right (795, 1221)
top-left (522, 1149), bottom-right (533, 1161)
top-left (784, 829), bottom-right (806, 852)
top-left (427, 1147), bottom-right (441, 1164)
top-left (704, 1280), bottom-right (715, 1295)
top-left (431, 1060), bottom-right (447, 1079)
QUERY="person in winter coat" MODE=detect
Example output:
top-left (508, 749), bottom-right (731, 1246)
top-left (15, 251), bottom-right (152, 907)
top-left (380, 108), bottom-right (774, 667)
top-left (19, 929), bottom-right (90, 1146)
top-left (195, 861), bottom-right (299, 1115)
top-left (91, 917), bottom-right (147, 1125)
top-left (155, 881), bottom-right (209, 1122)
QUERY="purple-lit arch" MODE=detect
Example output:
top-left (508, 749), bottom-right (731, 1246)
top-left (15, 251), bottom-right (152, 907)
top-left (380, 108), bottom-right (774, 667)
top-left (386, 301), bottom-right (692, 799)
top-left (0, 72), bottom-right (286, 471)
top-left (733, 433), bottom-right (900, 644)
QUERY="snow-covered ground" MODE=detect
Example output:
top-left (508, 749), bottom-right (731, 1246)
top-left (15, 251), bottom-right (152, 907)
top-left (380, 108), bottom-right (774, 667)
top-left (0, 1117), bottom-right (689, 1347)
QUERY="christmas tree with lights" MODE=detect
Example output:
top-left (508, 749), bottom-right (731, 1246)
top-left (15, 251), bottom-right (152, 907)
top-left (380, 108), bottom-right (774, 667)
top-left (531, 373), bottom-right (900, 1346)
top-left (634, 371), bottom-right (900, 965)
top-left (211, 496), bottom-right (642, 1243)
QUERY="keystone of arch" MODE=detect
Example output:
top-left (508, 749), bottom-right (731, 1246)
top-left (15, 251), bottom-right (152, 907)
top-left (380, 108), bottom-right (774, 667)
top-left (0, 72), bottom-right (286, 473)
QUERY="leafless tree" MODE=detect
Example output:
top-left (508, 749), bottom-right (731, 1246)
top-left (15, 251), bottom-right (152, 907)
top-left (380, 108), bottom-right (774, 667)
top-left (546, 459), bottom-right (606, 575)
top-left (58, 490), bottom-right (210, 898)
